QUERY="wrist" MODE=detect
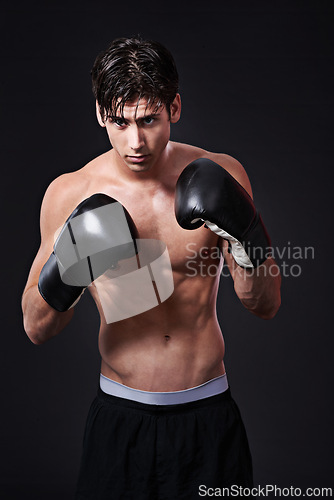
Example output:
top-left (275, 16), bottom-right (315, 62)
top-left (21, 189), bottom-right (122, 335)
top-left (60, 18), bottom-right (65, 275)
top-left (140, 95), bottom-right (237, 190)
top-left (38, 252), bottom-right (85, 312)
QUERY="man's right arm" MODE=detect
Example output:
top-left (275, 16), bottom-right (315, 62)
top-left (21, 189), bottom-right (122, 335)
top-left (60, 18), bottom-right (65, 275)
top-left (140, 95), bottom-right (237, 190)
top-left (22, 174), bottom-right (139, 344)
top-left (22, 285), bottom-right (74, 345)
top-left (22, 175), bottom-right (80, 345)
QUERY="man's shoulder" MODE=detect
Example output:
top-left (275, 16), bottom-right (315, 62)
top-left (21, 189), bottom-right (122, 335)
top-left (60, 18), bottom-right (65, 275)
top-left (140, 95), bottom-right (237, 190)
top-left (205, 152), bottom-right (252, 197)
top-left (45, 151), bottom-right (110, 198)
top-left (170, 141), bottom-right (207, 163)
top-left (172, 143), bottom-right (252, 196)
top-left (41, 152), bottom-right (111, 227)
top-left (171, 141), bottom-right (242, 169)
top-left (43, 170), bottom-right (88, 208)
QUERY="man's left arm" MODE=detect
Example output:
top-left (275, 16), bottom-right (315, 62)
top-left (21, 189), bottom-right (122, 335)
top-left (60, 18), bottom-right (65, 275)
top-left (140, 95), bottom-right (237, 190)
top-left (175, 153), bottom-right (281, 320)
top-left (223, 240), bottom-right (281, 319)
top-left (215, 153), bottom-right (281, 320)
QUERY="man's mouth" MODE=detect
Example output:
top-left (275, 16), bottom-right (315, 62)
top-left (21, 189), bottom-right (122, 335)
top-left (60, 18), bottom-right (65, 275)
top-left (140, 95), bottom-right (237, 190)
top-left (126, 155), bottom-right (150, 163)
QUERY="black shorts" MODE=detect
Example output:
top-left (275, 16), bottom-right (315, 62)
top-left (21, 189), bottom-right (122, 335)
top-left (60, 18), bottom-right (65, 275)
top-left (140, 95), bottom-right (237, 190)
top-left (75, 387), bottom-right (253, 499)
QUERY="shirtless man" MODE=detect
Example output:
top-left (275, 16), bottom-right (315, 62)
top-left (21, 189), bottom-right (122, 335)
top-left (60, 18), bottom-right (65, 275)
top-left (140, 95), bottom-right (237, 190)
top-left (22, 37), bottom-right (281, 499)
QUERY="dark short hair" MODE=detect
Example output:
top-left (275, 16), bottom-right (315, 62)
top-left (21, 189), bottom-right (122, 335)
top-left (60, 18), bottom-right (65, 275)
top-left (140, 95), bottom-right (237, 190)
top-left (91, 37), bottom-right (179, 120)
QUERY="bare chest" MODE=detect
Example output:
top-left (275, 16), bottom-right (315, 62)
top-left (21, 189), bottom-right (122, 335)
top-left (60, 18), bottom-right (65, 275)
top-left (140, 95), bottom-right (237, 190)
top-left (85, 179), bottom-right (221, 274)
top-left (135, 191), bottom-right (222, 280)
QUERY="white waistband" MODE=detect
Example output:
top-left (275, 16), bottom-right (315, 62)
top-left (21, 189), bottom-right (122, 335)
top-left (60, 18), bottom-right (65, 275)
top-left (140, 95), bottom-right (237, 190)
top-left (99, 373), bottom-right (229, 405)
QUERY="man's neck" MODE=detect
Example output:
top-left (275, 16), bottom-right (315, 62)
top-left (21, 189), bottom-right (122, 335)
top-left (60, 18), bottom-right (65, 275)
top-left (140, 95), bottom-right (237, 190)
top-left (110, 142), bottom-right (175, 186)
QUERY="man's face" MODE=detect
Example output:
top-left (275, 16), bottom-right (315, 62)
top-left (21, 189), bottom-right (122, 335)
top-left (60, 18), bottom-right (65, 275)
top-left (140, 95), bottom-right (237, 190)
top-left (97, 96), bottom-right (181, 173)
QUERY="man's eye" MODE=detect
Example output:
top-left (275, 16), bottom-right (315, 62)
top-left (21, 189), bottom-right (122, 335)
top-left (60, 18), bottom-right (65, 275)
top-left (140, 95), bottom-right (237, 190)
top-left (112, 118), bottom-right (126, 127)
top-left (143, 117), bottom-right (154, 125)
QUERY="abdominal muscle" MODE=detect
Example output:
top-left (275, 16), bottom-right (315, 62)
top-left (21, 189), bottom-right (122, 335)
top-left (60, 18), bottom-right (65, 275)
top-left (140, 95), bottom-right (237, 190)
top-left (90, 272), bottom-right (226, 392)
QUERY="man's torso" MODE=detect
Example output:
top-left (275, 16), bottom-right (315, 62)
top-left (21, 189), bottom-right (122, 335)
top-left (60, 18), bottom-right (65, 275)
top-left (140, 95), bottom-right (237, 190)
top-left (56, 142), bottom-right (230, 391)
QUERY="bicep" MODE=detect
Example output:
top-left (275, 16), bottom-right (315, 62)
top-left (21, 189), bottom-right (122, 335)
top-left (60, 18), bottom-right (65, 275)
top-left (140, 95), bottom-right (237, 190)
top-left (22, 243), bottom-right (52, 296)
top-left (22, 210), bottom-right (58, 296)
top-left (22, 176), bottom-right (74, 295)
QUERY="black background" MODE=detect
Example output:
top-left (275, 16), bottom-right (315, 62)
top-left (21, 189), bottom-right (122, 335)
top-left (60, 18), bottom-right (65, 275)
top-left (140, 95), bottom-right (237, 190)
top-left (1, 0), bottom-right (333, 498)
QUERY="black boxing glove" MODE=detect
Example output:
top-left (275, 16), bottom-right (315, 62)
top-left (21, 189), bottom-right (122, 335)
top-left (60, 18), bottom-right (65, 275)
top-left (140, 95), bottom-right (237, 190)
top-left (38, 193), bottom-right (138, 311)
top-left (175, 158), bottom-right (271, 268)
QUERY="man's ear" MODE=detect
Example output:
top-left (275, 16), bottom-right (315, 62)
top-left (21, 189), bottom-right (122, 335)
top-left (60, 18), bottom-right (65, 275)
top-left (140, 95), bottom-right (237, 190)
top-left (170, 93), bottom-right (181, 124)
top-left (96, 100), bottom-right (106, 127)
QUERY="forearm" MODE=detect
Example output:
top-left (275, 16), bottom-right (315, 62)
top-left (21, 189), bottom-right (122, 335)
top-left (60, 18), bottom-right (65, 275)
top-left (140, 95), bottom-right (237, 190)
top-left (227, 254), bottom-right (281, 319)
top-left (22, 285), bottom-right (74, 344)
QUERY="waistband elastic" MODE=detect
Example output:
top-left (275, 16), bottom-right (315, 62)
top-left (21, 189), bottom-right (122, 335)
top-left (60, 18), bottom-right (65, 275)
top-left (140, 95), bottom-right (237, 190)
top-left (99, 373), bottom-right (228, 405)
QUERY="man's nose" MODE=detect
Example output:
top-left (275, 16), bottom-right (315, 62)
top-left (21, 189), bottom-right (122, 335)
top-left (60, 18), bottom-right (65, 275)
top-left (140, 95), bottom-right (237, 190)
top-left (129, 125), bottom-right (145, 151)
